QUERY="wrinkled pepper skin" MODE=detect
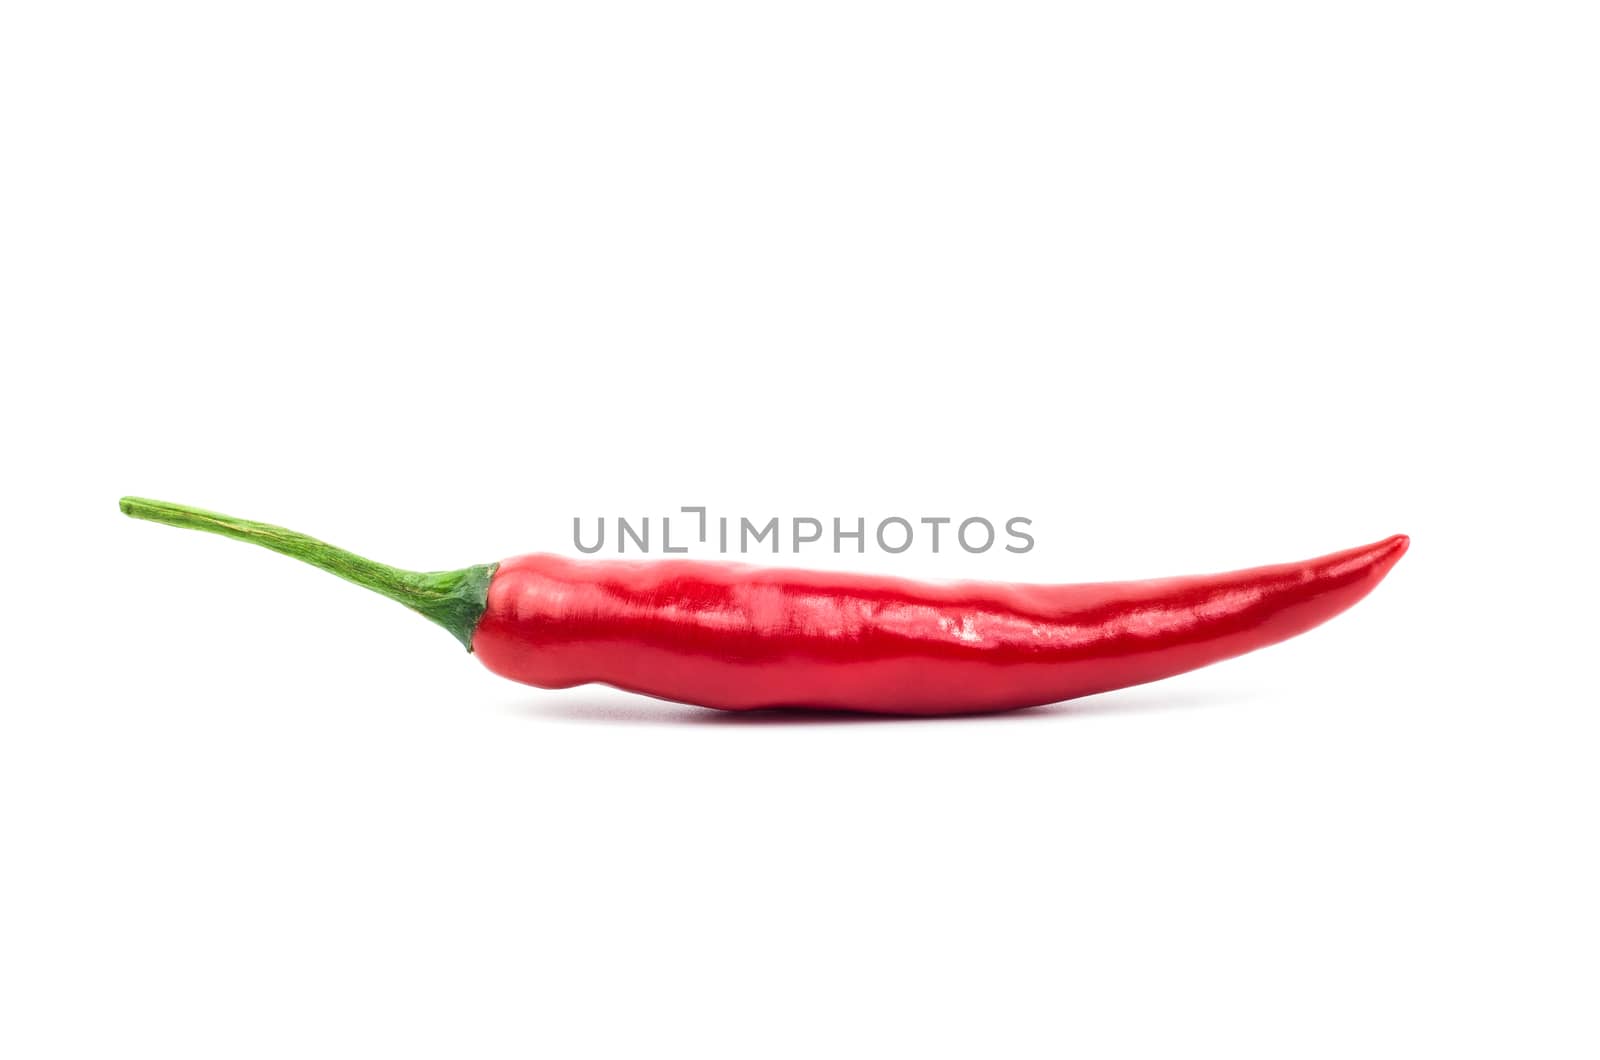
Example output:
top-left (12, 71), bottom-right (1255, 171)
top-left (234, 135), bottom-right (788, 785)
top-left (472, 535), bottom-right (1408, 715)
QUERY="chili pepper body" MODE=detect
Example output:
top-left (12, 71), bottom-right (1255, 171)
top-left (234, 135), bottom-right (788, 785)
top-left (472, 536), bottom-right (1407, 714)
top-left (118, 499), bottom-right (1406, 716)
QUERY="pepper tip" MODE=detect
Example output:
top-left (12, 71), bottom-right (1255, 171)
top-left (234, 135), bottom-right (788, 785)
top-left (1371, 533), bottom-right (1409, 578)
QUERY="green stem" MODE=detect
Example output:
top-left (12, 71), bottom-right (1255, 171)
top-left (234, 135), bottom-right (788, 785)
top-left (119, 497), bottom-right (495, 651)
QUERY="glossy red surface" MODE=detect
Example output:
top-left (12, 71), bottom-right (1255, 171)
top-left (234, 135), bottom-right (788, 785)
top-left (472, 535), bottom-right (1408, 715)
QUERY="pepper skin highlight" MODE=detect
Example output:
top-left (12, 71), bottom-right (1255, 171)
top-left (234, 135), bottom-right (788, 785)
top-left (120, 498), bottom-right (1407, 716)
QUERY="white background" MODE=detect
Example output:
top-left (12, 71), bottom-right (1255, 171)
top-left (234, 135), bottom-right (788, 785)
top-left (3, 2), bottom-right (1596, 1057)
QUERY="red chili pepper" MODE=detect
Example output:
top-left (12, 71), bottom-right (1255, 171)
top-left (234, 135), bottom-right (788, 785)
top-left (120, 498), bottom-right (1407, 715)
